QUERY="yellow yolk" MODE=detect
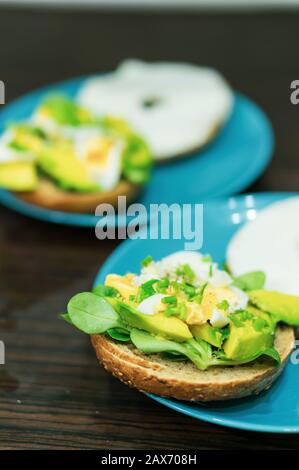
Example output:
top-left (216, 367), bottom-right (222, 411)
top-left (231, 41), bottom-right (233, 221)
top-left (105, 274), bottom-right (246, 326)
top-left (84, 137), bottom-right (113, 168)
top-left (105, 274), bottom-right (138, 301)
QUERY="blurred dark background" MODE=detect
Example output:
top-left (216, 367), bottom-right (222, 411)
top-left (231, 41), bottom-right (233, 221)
top-left (1, 5), bottom-right (299, 191)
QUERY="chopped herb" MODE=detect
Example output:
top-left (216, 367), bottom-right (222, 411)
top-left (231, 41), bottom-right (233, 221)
top-left (136, 279), bottom-right (159, 302)
top-left (164, 306), bottom-right (179, 317)
top-left (155, 278), bottom-right (169, 293)
top-left (217, 299), bottom-right (230, 311)
top-left (162, 296), bottom-right (177, 305)
top-left (178, 303), bottom-right (187, 321)
top-left (252, 317), bottom-right (268, 332)
top-left (129, 294), bottom-right (136, 302)
top-left (176, 264), bottom-right (195, 283)
top-left (202, 255), bottom-right (212, 263)
top-left (182, 283), bottom-right (196, 298)
top-left (141, 255), bottom-right (153, 268)
top-left (194, 282), bottom-right (208, 304)
top-left (228, 309), bottom-right (253, 327)
top-left (209, 264), bottom-right (213, 277)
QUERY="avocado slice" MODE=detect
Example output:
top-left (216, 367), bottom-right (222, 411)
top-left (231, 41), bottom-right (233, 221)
top-left (114, 300), bottom-right (192, 342)
top-left (10, 125), bottom-right (45, 154)
top-left (190, 323), bottom-right (224, 348)
top-left (249, 289), bottom-right (299, 326)
top-left (0, 161), bottom-right (38, 191)
top-left (38, 95), bottom-right (92, 126)
top-left (223, 316), bottom-right (274, 361)
top-left (38, 143), bottom-right (99, 192)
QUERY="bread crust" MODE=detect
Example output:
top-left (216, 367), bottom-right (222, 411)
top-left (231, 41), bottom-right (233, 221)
top-left (15, 178), bottom-right (141, 213)
top-left (91, 325), bottom-right (295, 401)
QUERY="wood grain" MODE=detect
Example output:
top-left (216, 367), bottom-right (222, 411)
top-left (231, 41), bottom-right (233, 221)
top-left (0, 6), bottom-right (299, 449)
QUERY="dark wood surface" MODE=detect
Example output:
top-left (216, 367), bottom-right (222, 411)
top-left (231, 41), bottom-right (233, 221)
top-left (0, 6), bottom-right (299, 450)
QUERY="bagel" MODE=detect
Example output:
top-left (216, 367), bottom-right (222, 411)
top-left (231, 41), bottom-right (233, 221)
top-left (91, 325), bottom-right (294, 402)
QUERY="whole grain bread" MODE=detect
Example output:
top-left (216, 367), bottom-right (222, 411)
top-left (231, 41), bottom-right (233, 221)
top-left (91, 325), bottom-right (295, 401)
top-left (16, 178), bottom-right (141, 213)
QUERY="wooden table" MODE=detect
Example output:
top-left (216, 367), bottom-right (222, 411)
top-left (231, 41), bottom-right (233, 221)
top-left (0, 6), bottom-right (299, 450)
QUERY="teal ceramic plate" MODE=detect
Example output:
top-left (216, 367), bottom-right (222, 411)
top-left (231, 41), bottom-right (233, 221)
top-left (0, 76), bottom-right (273, 226)
top-left (94, 192), bottom-right (299, 433)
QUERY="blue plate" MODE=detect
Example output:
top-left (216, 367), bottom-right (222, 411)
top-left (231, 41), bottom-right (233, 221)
top-left (0, 76), bottom-right (273, 226)
top-left (94, 192), bottom-right (299, 433)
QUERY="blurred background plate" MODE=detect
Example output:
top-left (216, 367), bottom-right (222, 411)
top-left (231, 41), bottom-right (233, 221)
top-left (94, 191), bottom-right (299, 433)
top-left (0, 76), bottom-right (274, 226)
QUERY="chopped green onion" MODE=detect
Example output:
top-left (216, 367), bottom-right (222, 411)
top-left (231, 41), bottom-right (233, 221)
top-left (217, 299), bottom-right (230, 311)
top-left (162, 296), bottom-right (177, 305)
top-left (194, 282), bottom-right (208, 304)
top-left (141, 255), bottom-right (153, 268)
top-left (136, 279), bottom-right (159, 302)
top-left (176, 264), bottom-right (195, 283)
top-left (202, 255), bottom-right (212, 263)
top-left (155, 278), bottom-right (170, 293)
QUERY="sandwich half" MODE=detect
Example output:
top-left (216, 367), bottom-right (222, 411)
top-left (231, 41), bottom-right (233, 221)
top-left (92, 326), bottom-right (294, 402)
top-left (62, 251), bottom-right (298, 402)
top-left (0, 95), bottom-right (152, 213)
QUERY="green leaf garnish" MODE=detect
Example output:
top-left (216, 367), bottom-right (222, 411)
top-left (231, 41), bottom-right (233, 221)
top-left (60, 313), bottom-right (73, 325)
top-left (130, 329), bottom-right (213, 370)
top-left (233, 271), bottom-right (266, 291)
top-left (107, 328), bottom-right (131, 342)
top-left (67, 292), bottom-right (122, 334)
top-left (93, 284), bottom-right (120, 298)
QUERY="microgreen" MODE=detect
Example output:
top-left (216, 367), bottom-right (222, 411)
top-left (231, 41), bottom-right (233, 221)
top-left (141, 255), bottom-right (153, 268)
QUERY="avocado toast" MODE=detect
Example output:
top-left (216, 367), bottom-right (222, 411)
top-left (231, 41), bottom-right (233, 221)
top-left (0, 95), bottom-right (152, 212)
top-left (62, 251), bottom-right (297, 401)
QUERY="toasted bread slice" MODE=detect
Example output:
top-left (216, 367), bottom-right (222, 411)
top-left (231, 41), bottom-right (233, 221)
top-left (15, 178), bottom-right (141, 213)
top-left (91, 325), bottom-right (294, 401)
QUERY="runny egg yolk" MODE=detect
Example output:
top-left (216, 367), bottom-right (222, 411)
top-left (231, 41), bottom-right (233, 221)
top-left (84, 137), bottom-right (114, 169)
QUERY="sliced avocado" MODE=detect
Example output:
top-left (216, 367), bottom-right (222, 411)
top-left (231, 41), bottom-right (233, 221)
top-left (10, 124), bottom-right (46, 153)
top-left (0, 161), bottom-right (38, 191)
top-left (38, 95), bottom-right (92, 126)
top-left (190, 323), bottom-right (224, 348)
top-left (114, 300), bottom-right (192, 342)
top-left (223, 317), bottom-right (274, 361)
top-left (249, 289), bottom-right (299, 326)
top-left (38, 143), bottom-right (99, 192)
